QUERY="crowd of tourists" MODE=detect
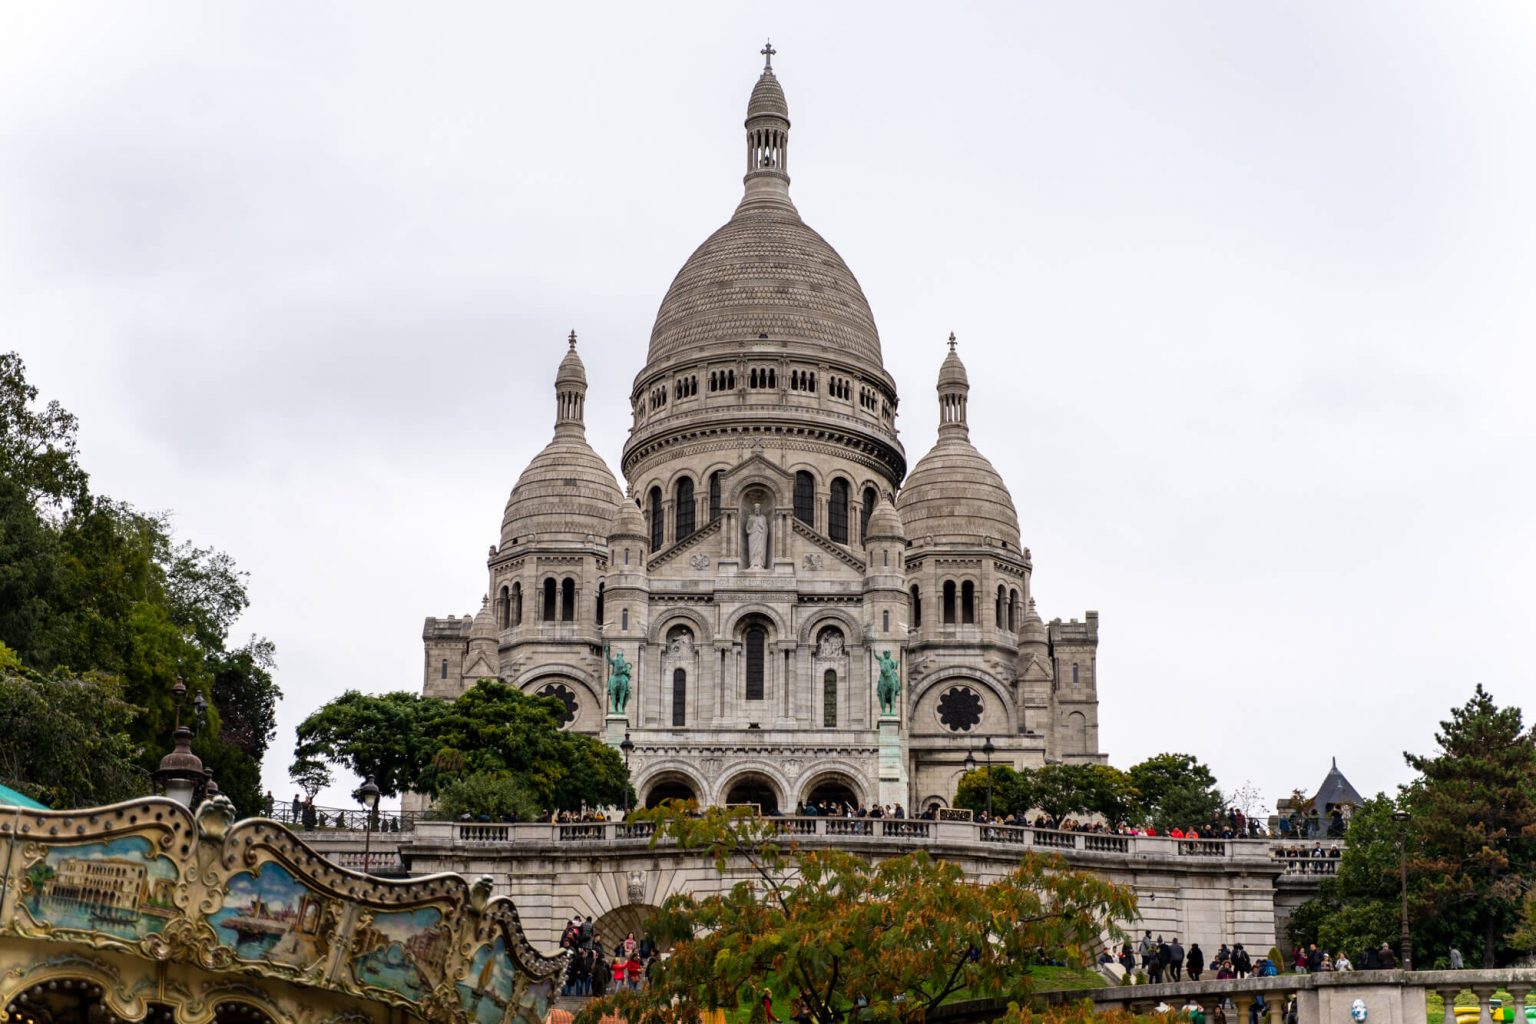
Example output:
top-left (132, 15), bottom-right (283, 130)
top-left (557, 916), bottom-right (659, 996)
top-left (1110, 931), bottom-right (1409, 986)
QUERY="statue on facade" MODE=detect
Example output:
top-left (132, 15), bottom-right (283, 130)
top-left (876, 650), bottom-right (901, 717)
top-left (745, 501), bottom-right (768, 569)
top-left (605, 644), bottom-right (631, 715)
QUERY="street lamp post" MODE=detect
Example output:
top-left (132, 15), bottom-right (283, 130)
top-left (1392, 808), bottom-right (1413, 971)
top-left (154, 677), bottom-right (206, 808)
top-left (963, 750), bottom-right (977, 816)
top-left (358, 777), bottom-right (380, 876)
top-left (982, 736), bottom-right (996, 818)
top-left (620, 732), bottom-right (635, 816)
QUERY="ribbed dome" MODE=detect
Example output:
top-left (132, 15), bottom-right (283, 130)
top-left (501, 436), bottom-right (623, 547)
top-left (938, 339), bottom-right (969, 389)
top-left (646, 202), bottom-right (884, 369)
top-left (747, 70), bottom-right (789, 120)
top-left (555, 330), bottom-right (586, 387)
top-left (469, 596), bottom-right (496, 639)
top-left (897, 434), bottom-right (1021, 550)
top-left (864, 492), bottom-right (905, 541)
top-left (609, 495), bottom-right (646, 540)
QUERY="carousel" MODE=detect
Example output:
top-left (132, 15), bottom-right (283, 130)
top-left (0, 793), bottom-right (564, 1024)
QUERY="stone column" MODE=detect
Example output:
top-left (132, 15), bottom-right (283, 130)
top-left (1472, 987), bottom-right (1497, 1024)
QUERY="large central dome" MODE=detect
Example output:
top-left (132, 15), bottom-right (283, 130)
top-left (622, 57), bottom-right (904, 486)
top-left (645, 198), bottom-right (883, 369)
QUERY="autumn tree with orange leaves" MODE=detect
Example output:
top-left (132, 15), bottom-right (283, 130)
top-left (577, 805), bottom-right (1137, 1024)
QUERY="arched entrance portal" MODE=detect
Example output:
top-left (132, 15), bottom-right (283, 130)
top-left (723, 774), bottom-right (780, 815)
top-left (593, 903), bottom-right (671, 953)
top-left (642, 774), bottom-right (700, 809)
top-left (803, 777), bottom-right (862, 814)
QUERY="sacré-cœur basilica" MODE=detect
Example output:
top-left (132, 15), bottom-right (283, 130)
top-left (412, 50), bottom-right (1104, 816)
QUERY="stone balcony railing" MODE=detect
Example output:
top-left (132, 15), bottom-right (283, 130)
top-left (305, 817), bottom-right (1333, 874)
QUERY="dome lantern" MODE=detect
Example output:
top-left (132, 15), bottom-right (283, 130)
top-left (937, 332), bottom-right (970, 437)
top-left (554, 329), bottom-right (588, 436)
top-left (744, 41), bottom-right (790, 197)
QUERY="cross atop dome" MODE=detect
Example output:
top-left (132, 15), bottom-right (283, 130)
top-left (568, 329), bottom-right (577, 350)
top-left (948, 331), bottom-right (957, 352)
top-left (761, 39), bottom-right (776, 71)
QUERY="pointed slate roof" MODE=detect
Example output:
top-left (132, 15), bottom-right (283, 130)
top-left (1310, 757), bottom-right (1364, 809)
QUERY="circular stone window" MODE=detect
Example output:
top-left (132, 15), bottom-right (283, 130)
top-left (536, 682), bottom-right (579, 728)
top-left (936, 686), bottom-right (983, 732)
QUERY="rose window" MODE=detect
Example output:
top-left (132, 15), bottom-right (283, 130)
top-left (537, 682), bottom-right (578, 728)
top-left (937, 686), bottom-right (983, 732)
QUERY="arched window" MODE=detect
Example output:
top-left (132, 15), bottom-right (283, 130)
top-left (882, 609), bottom-right (890, 632)
top-left (542, 578), bottom-right (557, 621)
top-left (595, 582), bottom-right (604, 625)
top-left (745, 625), bottom-right (766, 701)
top-left (648, 486), bottom-right (663, 550)
top-left (828, 478), bottom-right (850, 543)
top-left (560, 577), bottom-right (575, 622)
top-left (861, 486), bottom-right (876, 542)
top-left (672, 669), bottom-right (687, 727)
top-left (823, 670), bottom-right (837, 728)
top-left (498, 585), bottom-right (510, 629)
top-left (793, 471), bottom-right (815, 525)
top-left (996, 585), bottom-right (1006, 629)
top-left (961, 581), bottom-right (975, 624)
top-left (1072, 663), bottom-right (1080, 686)
top-left (942, 581), bottom-right (956, 625)
top-left (675, 476), bottom-right (695, 541)
top-left (512, 582), bottom-right (523, 625)
top-left (709, 471), bottom-right (722, 521)
top-left (1008, 590), bottom-right (1018, 632)
top-left (440, 658), bottom-right (448, 680)
top-left (911, 585), bottom-right (922, 627)
top-left (621, 608), bottom-right (629, 631)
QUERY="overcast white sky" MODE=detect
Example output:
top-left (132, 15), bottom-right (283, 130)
top-left (4, 4), bottom-right (1534, 815)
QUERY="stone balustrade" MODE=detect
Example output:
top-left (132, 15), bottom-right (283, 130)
top-left (1083, 969), bottom-right (1536, 1024)
top-left (302, 817), bottom-right (1340, 870)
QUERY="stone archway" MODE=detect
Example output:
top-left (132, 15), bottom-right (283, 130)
top-left (722, 772), bottom-right (781, 815)
top-left (593, 903), bottom-right (670, 954)
top-left (642, 772), bottom-right (701, 809)
top-left (800, 771), bottom-right (866, 814)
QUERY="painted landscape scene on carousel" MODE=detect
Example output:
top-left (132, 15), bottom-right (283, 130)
top-left (351, 906), bottom-right (452, 1000)
top-left (207, 862), bottom-right (331, 969)
top-left (20, 835), bottom-right (179, 941)
top-left (458, 935), bottom-right (522, 1024)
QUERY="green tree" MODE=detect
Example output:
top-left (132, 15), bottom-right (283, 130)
top-left (580, 806), bottom-right (1137, 1024)
top-left (1403, 684), bottom-right (1536, 967)
top-left (1126, 753), bottom-right (1222, 830)
top-left (292, 680), bottom-right (632, 813)
top-left (435, 771), bottom-right (540, 822)
top-left (0, 643), bottom-right (147, 807)
top-left (1286, 795), bottom-right (1404, 958)
top-left (0, 353), bottom-right (281, 814)
top-left (954, 765), bottom-right (1035, 818)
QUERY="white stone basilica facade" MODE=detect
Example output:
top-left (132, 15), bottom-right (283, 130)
top-left (417, 55), bottom-right (1104, 815)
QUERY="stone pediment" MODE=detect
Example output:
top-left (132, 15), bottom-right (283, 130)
top-left (719, 452), bottom-right (794, 491)
top-left (462, 649), bottom-right (499, 680)
top-left (1018, 650), bottom-right (1054, 682)
top-left (789, 519), bottom-right (865, 574)
top-left (648, 516), bottom-right (724, 574)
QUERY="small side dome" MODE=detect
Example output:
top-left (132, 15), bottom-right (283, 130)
top-left (864, 492), bottom-right (905, 542)
top-left (747, 70), bottom-right (789, 121)
top-left (469, 596), bottom-right (497, 640)
top-left (1019, 597), bottom-right (1048, 645)
top-left (555, 330), bottom-right (587, 388)
top-left (897, 434), bottom-right (1022, 550)
top-left (501, 438), bottom-right (624, 547)
top-left (609, 495), bottom-right (647, 541)
top-left (937, 333), bottom-right (969, 389)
